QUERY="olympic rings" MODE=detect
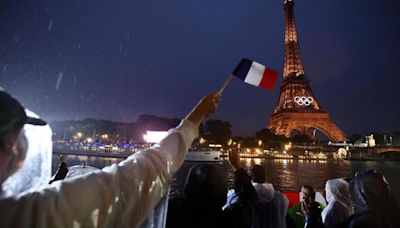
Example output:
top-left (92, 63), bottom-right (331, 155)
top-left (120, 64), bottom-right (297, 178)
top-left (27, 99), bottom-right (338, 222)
top-left (294, 96), bottom-right (314, 106)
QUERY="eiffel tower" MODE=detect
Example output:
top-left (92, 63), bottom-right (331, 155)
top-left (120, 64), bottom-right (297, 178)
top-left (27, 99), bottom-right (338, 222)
top-left (267, 0), bottom-right (346, 142)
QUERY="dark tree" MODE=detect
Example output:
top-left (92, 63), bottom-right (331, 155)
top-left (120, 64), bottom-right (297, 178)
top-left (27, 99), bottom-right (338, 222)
top-left (241, 137), bottom-right (258, 147)
top-left (255, 128), bottom-right (286, 149)
top-left (204, 119), bottom-right (232, 145)
top-left (291, 134), bottom-right (312, 144)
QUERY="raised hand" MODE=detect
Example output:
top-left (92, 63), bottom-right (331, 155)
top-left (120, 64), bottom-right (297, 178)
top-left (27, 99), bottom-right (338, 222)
top-left (186, 92), bottom-right (221, 125)
top-left (228, 149), bottom-right (242, 171)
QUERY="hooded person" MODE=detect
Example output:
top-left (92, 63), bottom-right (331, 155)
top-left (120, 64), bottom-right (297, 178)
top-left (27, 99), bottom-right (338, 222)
top-left (0, 91), bottom-right (50, 197)
top-left (339, 170), bottom-right (400, 228)
top-left (167, 150), bottom-right (258, 228)
top-left (0, 90), bottom-right (221, 227)
top-left (224, 165), bottom-right (288, 228)
top-left (321, 178), bottom-right (353, 228)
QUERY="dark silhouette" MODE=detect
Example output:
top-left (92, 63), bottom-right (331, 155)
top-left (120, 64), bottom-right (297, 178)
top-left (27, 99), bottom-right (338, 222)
top-left (204, 119), bottom-right (232, 145)
top-left (250, 165), bottom-right (288, 228)
top-left (166, 150), bottom-right (257, 228)
top-left (338, 170), bottom-right (400, 228)
top-left (49, 155), bottom-right (68, 184)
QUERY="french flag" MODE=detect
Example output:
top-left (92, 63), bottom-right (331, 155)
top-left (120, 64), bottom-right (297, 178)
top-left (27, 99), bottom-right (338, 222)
top-left (232, 58), bottom-right (278, 90)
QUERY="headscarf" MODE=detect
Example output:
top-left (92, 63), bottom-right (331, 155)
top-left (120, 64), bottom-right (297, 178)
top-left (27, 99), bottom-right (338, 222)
top-left (1, 109), bottom-right (52, 197)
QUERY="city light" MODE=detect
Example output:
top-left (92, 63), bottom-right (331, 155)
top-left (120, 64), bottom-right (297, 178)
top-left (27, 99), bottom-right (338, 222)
top-left (284, 142), bottom-right (292, 151)
top-left (101, 134), bottom-right (109, 139)
top-left (76, 132), bottom-right (83, 138)
top-left (86, 138), bottom-right (93, 143)
top-left (199, 137), bottom-right (206, 144)
top-left (145, 131), bottom-right (168, 143)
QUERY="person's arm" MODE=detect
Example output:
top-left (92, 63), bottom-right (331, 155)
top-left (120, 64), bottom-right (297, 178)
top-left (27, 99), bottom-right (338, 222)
top-left (228, 149), bottom-right (258, 202)
top-left (0, 92), bottom-right (221, 228)
top-left (221, 150), bottom-right (257, 228)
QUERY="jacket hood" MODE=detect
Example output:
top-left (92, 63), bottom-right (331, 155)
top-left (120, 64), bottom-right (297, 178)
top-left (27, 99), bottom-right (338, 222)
top-left (252, 182), bottom-right (275, 203)
top-left (321, 178), bottom-right (354, 226)
top-left (325, 178), bottom-right (352, 207)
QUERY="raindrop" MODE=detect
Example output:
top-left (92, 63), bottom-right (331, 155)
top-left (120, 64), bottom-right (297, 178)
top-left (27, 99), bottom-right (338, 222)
top-left (48, 20), bottom-right (54, 31)
top-left (55, 72), bottom-right (64, 90)
top-left (3, 64), bottom-right (7, 72)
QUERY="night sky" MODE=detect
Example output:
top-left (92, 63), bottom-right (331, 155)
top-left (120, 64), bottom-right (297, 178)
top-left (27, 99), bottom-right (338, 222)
top-left (1, 0), bottom-right (399, 136)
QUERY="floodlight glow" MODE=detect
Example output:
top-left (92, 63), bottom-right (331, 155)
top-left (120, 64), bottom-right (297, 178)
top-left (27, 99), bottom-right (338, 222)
top-left (146, 131), bottom-right (168, 143)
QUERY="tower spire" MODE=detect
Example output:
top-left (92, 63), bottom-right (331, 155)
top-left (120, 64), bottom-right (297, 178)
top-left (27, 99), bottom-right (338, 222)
top-left (283, 0), bottom-right (305, 79)
top-left (266, 0), bottom-right (346, 142)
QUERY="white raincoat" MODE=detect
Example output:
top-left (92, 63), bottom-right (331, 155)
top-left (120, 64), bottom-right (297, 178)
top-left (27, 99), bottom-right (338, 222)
top-left (0, 119), bottom-right (198, 228)
top-left (224, 182), bottom-right (288, 228)
top-left (321, 178), bottom-right (354, 228)
top-left (251, 182), bottom-right (288, 228)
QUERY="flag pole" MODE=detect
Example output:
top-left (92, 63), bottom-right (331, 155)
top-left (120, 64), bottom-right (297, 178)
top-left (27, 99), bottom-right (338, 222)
top-left (219, 74), bottom-right (234, 94)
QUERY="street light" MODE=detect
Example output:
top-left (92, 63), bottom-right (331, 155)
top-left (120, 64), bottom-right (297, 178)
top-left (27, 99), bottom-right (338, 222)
top-left (76, 132), bottom-right (83, 138)
top-left (86, 138), bottom-right (93, 143)
top-left (199, 137), bottom-right (206, 144)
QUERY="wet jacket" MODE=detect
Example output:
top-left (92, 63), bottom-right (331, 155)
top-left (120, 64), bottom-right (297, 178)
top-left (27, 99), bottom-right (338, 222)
top-left (0, 119), bottom-right (198, 228)
top-left (226, 182), bottom-right (288, 228)
top-left (321, 178), bottom-right (353, 228)
top-left (167, 169), bottom-right (258, 228)
top-left (251, 183), bottom-right (288, 228)
top-left (338, 170), bottom-right (400, 228)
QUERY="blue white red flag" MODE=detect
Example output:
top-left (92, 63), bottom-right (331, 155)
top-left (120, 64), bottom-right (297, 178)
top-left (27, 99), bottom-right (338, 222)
top-left (232, 58), bottom-right (278, 90)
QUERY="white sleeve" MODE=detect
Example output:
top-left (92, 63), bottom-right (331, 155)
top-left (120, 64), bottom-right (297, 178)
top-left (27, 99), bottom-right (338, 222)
top-left (0, 119), bottom-right (199, 228)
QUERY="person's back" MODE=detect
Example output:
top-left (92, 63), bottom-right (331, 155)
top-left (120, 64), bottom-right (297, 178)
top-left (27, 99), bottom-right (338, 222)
top-left (338, 170), bottom-right (400, 228)
top-left (252, 187), bottom-right (288, 228)
top-left (167, 151), bottom-right (258, 228)
top-left (229, 165), bottom-right (288, 228)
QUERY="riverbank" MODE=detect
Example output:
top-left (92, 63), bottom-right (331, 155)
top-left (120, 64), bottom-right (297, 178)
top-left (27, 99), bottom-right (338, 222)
top-left (54, 150), bottom-right (400, 162)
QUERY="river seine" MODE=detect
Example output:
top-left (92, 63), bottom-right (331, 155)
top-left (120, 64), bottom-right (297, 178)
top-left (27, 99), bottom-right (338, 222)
top-left (52, 156), bottom-right (400, 201)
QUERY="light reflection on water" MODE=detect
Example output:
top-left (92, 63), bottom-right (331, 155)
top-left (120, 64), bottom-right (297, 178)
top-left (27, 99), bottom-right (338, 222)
top-left (52, 156), bottom-right (400, 201)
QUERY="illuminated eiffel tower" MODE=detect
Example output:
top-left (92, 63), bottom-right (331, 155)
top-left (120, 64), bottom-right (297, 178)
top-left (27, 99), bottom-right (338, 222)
top-left (267, 0), bottom-right (346, 142)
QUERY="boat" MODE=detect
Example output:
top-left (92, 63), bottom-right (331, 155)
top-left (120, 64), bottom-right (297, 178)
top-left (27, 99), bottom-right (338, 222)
top-left (185, 150), bottom-right (221, 162)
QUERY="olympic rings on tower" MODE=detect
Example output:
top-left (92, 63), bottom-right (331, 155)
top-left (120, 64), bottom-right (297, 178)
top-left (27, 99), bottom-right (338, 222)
top-left (294, 96), bottom-right (314, 106)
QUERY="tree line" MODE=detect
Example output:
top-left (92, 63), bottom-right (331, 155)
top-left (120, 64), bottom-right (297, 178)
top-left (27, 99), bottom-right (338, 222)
top-left (50, 115), bottom-right (400, 147)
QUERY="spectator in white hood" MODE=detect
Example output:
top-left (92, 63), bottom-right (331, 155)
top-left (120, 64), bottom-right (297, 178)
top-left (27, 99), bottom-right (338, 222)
top-left (321, 178), bottom-right (354, 228)
top-left (0, 90), bottom-right (220, 227)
